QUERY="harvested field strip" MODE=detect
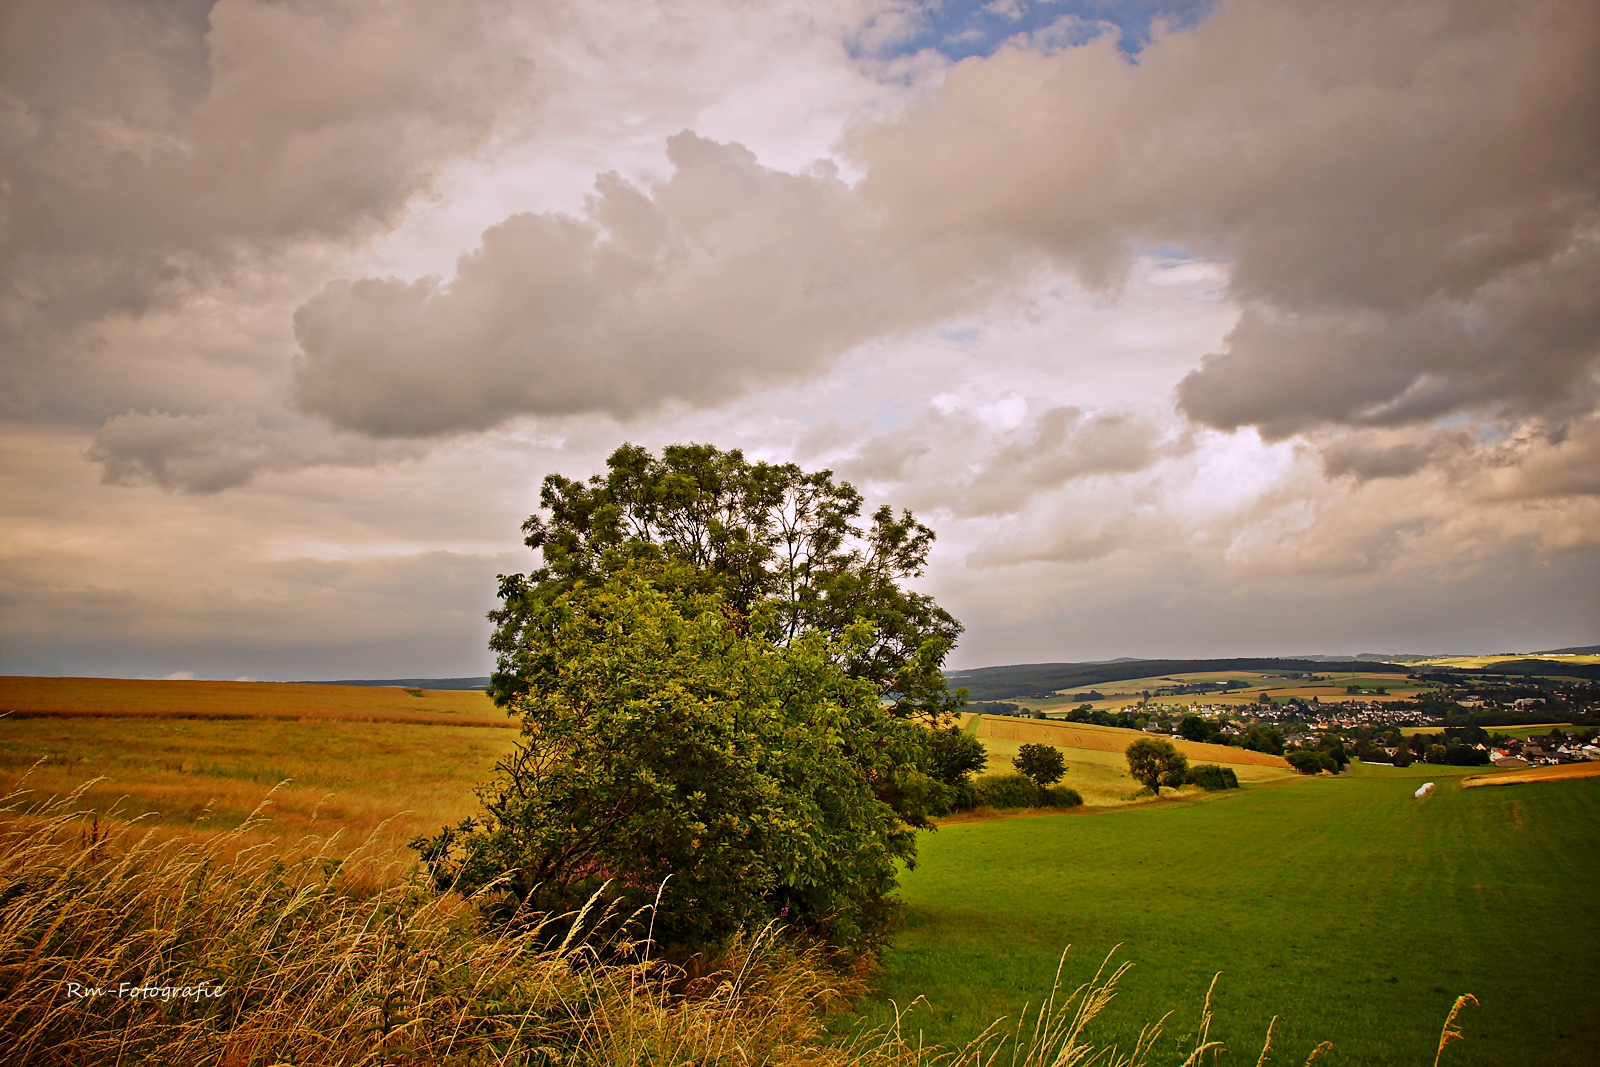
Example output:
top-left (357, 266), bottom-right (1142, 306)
top-left (975, 715), bottom-right (1289, 768)
top-left (1460, 762), bottom-right (1600, 788)
top-left (0, 676), bottom-right (510, 726)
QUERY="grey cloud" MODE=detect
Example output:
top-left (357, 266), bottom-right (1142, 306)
top-left (292, 134), bottom-right (970, 436)
top-left (975, 407), bottom-right (1159, 510)
top-left (1178, 243), bottom-right (1600, 438)
top-left (853, 0), bottom-right (1600, 453)
top-left (1, 0), bottom-right (523, 421)
top-left (965, 513), bottom-right (1130, 568)
top-left (1320, 435), bottom-right (1447, 483)
top-left (0, 545), bottom-right (512, 679)
top-left (89, 410), bottom-right (271, 493)
top-left (818, 402), bottom-right (1164, 518)
top-left (1482, 417), bottom-right (1600, 501)
top-left (87, 408), bottom-right (424, 493)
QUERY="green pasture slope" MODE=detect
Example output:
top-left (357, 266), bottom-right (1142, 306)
top-left (849, 765), bottom-right (1599, 1066)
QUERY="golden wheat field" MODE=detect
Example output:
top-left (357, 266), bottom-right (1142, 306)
top-left (1459, 761), bottom-right (1600, 788)
top-left (965, 714), bottom-right (1295, 807)
top-left (0, 678), bottom-right (518, 856)
top-left (974, 714), bottom-right (1290, 767)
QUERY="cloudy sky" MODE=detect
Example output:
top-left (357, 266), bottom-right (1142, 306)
top-left (3, 0), bottom-right (1597, 680)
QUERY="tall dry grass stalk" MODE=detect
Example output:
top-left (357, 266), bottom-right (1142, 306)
top-left (0, 780), bottom-right (1476, 1066)
top-left (0, 780), bottom-right (865, 1066)
top-left (1432, 995), bottom-right (1477, 1067)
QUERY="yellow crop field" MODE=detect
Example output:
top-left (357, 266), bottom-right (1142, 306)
top-left (1419, 654), bottom-right (1600, 670)
top-left (974, 714), bottom-right (1291, 767)
top-left (0, 678), bottom-right (518, 857)
top-left (1459, 762), bottom-right (1600, 788)
top-left (971, 732), bottom-right (1294, 808)
top-left (0, 675), bottom-right (506, 726)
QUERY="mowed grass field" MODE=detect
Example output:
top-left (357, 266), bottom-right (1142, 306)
top-left (847, 762), bottom-right (1600, 1067)
top-left (0, 678), bottom-right (518, 856)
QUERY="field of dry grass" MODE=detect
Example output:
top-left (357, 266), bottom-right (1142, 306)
top-left (1460, 762), bottom-right (1600, 788)
top-left (975, 715), bottom-right (1289, 767)
top-left (967, 715), bottom-right (1294, 808)
top-left (1419, 654), bottom-right (1600, 670)
top-left (0, 678), bottom-right (518, 857)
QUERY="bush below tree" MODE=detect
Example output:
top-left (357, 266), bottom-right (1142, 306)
top-left (970, 774), bottom-right (1082, 810)
top-left (1186, 764), bottom-right (1240, 791)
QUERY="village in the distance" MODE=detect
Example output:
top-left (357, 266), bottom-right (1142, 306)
top-left (960, 652), bottom-right (1600, 776)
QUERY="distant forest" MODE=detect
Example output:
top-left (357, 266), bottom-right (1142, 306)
top-left (945, 658), bottom-right (1410, 701)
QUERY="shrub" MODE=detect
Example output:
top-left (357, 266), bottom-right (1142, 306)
top-left (1040, 784), bottom-right (1085, 808)
top-left (1013, 743), bottom-right (1067, 786)
top-left (1187, 764), bottom-right (1239, 791)
top-left (973, 773), bottom-right (1042, 809)
top-left (1286, 750), bottom-right (1334, 775)
top-left (927, 727), bottom-right (988, 811)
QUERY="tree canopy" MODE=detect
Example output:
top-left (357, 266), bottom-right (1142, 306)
top-left (1013, 743), bottom-right (1066, 786)
top-left (1125, 737), bottom-right (1188, 794)
top-left (489, 442), bottom-right (963, 721)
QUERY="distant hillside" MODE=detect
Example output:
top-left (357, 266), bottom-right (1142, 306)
top-left (1417, 658), bottom-right (1600, 682)
top-left (1537, 644), bottom-right (1600, 655)
top-left (945, 658), bottom-right (1409, 701)
top-left (298, 676), bottom-right (490, 690)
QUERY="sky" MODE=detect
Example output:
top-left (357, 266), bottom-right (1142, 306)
top-left (2, 0), bottom-right (1597, 681)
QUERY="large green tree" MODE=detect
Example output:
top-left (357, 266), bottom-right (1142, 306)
top-left (421, 444), bottom-right (972, 956)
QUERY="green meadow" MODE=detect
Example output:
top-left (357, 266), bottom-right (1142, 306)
top-left (847, 763), bottom-right (1599, 1066)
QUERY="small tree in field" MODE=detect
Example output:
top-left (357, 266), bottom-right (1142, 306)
top-left (1013, 743), bottom-right (1066, 786)
top-left (1125, 737), bottom-right (1188, 795)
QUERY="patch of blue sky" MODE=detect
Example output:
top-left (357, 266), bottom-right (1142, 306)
top-left (1477, 424), bottom-right (1511, 444)
top-left (1142, 242), bottom-right (1199, 264)
top-left (939, 325), bottom-right (983, 343)
top-left (871, 0), bottom-right (1214, 63)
